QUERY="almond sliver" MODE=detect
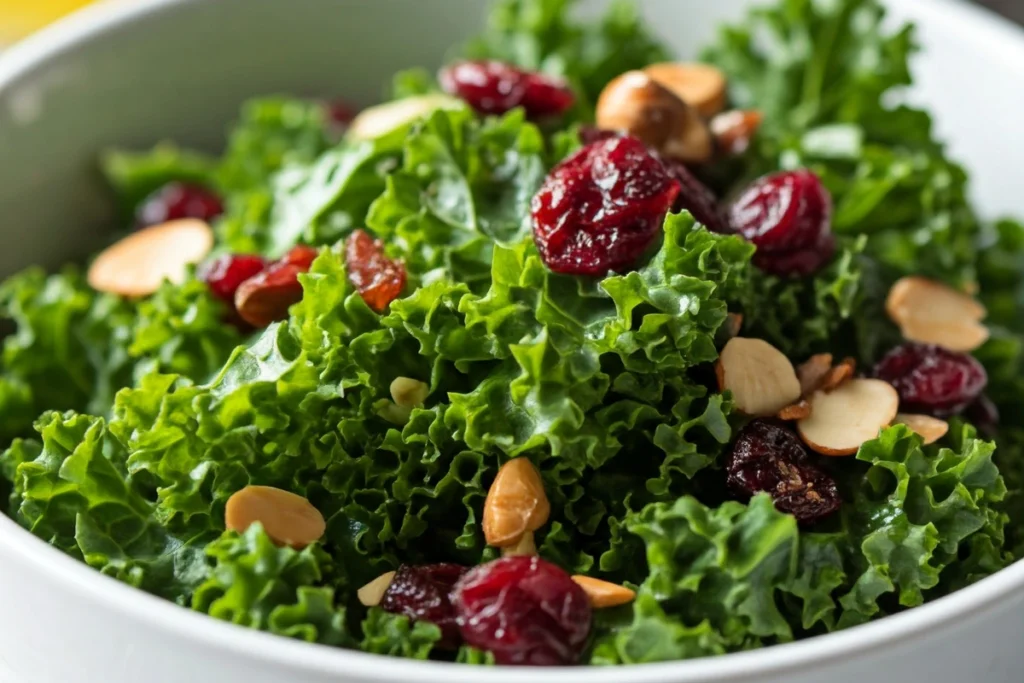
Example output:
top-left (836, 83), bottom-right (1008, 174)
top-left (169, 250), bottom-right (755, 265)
top-left (798, 379), bottom-right (899, 456)
top-left (87, 219), bottom-right (213, 297)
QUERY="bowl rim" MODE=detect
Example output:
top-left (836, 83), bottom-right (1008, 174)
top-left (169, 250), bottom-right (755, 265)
top-left (2, 0), bottom-right (1024, 680)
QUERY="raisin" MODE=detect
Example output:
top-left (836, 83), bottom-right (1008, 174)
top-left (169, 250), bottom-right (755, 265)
top-left (380, 563), bottom-right (469, 649)
top-left (873, 342), bottom-right (987, 416)
top-left (344, 229), bottom-right (407, 313)
top-left (234, 246), bottom-right (319, 328)
top-left (660, 157), bottom-right (728, 233)
top-left (199, 254), bottom-right (266, 304)
top-left (531, 136), bottom-right (680, 276)
top-left (452, 556), bottom-right (592, 666)
top-left (136, 182), bottom-right (223, 228)
top-left (439, 61), bottom-right (575, 120)
top-left (728, 170), bottom-right (835, 277)
top-left (726, 418), bottom-right (841, 523)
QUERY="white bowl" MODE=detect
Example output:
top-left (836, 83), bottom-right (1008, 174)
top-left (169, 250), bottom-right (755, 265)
top-left (1, 1), bottom-right (1023, 682)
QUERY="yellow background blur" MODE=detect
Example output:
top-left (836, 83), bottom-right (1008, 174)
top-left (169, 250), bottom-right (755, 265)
top-left (0, 0), bottom-right (96, 43)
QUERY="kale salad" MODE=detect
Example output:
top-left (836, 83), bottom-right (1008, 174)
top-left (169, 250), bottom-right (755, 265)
top-left (2, 0), bottom-right (1023, 667)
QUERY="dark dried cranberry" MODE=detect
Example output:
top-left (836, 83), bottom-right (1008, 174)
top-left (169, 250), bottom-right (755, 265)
top-left (874, 343), bottom-right (987, 416)
top-left (753, 230), bottom-right (836, 278)
top-left (729, 170), bottom-right (835, 277)
top-left (344, 230), bottom-right (407, 312)
top-left (966, 395), bottom-right (1000, 438)
top-left (381, 563), bottom-right (469, 649)
top-left (199, 254), bottom-right (266, 304)
top-left (439, 61), bottom-right (575, 119)
top-left (452, 556), bottom-right (591, 666)
top-left (660, 157), bottom-right (728, 233)
top-left (136, 182), bottom-right (223, 227)
top-left (324, 100), bottom-right (357, 127)
top-left (532, 136), bottom-right (681, 276)
top-left (727, 419), bottom-right (841, 523)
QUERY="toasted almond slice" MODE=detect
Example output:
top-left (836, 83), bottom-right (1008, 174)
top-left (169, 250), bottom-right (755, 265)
top-left (644, 63), bottom-right (728, 118)
top-left (778, 400), bottom-right (811, 421)
top-left (725, 312), bottom-right (744, 339)
top-left (500, 531), bottom-right (538, 557)
top-left (711, 110), bottom-right (763, 155)
top-left (87, 219), bottom-right (213, 297)
top-left (797, 353), bottom-right (833, 396)
top-left (225, 485), bottom-right (326, 549)
top-left (483, 459), bottom-right (550, 548)
top-left (358, 571), bottom-right (396, 607)
top-left (798, 379), bottom-right (899, 456)
top-left (895, 413), bottom-right (949, 445)
top-left (348, 94), bottom-right (464, 141)
top-left (898, 317), bottom-right (990, 354)
top-left (819, 357), bottom-right (856, 393)
top-left (886, 276), bottom-right (988, 352)
top-left (390, 377), bottom-right (429, 408)
top-left (572, 576), bottom-right (636, 608)
top-left (716, 337), bottom-right (801, 417)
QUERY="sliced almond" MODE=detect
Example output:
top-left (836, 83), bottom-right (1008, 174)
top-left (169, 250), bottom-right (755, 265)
top-left (357, 571), bottom-right (396, 607)
top-left (725, 312), bottom-right (744, 339)
top-left (886, 276), bottom-right (988, 352)
top-left (572, 576), bottom-right (636, 608)
top-left (797, 353), bottom-right (833, 396)
top-left (390, 377), bottom-right (429, 408)
top-left (501, 531), bottom-right (538, 557)
top-left (596, 71), bottom-right (712, 163)
top-left (483, 458), bottom-right (550, 548)
top-left (777, 400), bottom-right (811, 421)
top-left (716, 337), bottom-right (801, 417)
top-left (225, 485), bottom-right (326, 549)
top-left (711, 110), bottom-right (763, 155)
top-left (643, 62), bottom-right (728, 118)
top-left (347, 94), bottom-right (464, 141)
top-left (87, 219), bottom-right (213, 297)
top-left (798, 379), bottom-right (899, 456)
top-left (819, 357), bottom-right (856, 393)
top-left (895, 413), bottom-right (949, 446)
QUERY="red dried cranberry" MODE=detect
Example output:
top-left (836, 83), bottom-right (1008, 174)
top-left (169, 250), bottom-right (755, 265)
top-left (344, 230), bottom-right (407, 313)
top-left (136, 182), bottom-right (223, 227)
top-left (439, 61), bottom-right (575, 120)
top-left (324, 100), bottom-right (357, 127)
top-left (380, 563), bottom-right (469, 649)
top-left (234, 246), bottom-right (320, 328)
top-left (874, 343), bottom-right (987, 416)
top-left (452, 556), bottom-right (591, 666)
top-left (966, 395), bottom-right (999, 438)
top-left (281, 245), bottom-right (319, 271)
top-left (726, 419), bottom-right (841, 524)
top-left (660, 157), bottom-right (728, 233)
top-left (199, 254), bottom-right (266, 304)
top-left (729, 170), bottom-right (835, 276)
top-left (532, 136), bottom-right (681, 276)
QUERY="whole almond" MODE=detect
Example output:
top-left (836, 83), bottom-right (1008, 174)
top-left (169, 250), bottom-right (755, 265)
top-left (798, 379), bottom-right (899, 456)
top-left (225, 485), bottom-right (326, 549)
top-left (644, 62), bottom-right (728, 118)
top-left (716, 337), bottom-right (802, 417)
top-left (235, 264), bottom-right (305, 328)
top-left (797, 353), bottom-right (833, 396)
top-left (572, 576), bottom-right (636, 608)
top-left (896, 413), bottom-right (949, 446)
top-left (87, 219), bottom-right (213, 297)
top-left (886, 276), bottom-right (988, 352)
top-left (357, 571), bottom-right (396, 607)
top-left (483, 458), bottom-right (550, 548)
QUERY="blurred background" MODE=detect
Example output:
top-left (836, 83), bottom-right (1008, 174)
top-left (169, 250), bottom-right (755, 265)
top-left (0, 0), bottom-right (1021, 46)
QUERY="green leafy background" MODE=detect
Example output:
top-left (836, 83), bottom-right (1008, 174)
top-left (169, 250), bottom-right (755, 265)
top-left (0, 0), bottom-right (1021, 666)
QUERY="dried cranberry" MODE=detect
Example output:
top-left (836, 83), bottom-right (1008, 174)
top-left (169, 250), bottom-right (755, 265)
top-left (380, 563), bottom-right (469, 649)
top-left (324, 100), bottom-right (357, 127)
top-left (199, 254), bottom-right (266, 304)
top-left (452, 556), bottom-right (591, 666)
top-left (729, 170), bottom-right (835, 277)
top-left (726, 419), bottom-right (841, 524)
top-left (966, 395), bottom-right (1000, 438)
top-left (874, 343), bottom-right (987, 416)
top-left (439, 61), bottom-right (575, 120)
top-left (532, 136), bottom-right (681, 276)
top-left (136, 182), bottom-right (223, 227)
top-left (344, 230), bottom-right (406, 312)
top-left (660, 157), bottom-right (728, 233)
top-left (234, 246), bottom-right (320, 328)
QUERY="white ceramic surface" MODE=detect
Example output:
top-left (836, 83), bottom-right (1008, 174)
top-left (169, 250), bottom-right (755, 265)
top-left (0, 1), bottom-right (1023, 682)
